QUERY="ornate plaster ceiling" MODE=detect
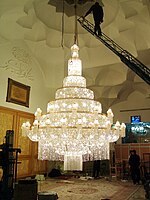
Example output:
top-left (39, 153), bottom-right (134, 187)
top-left (0, 0), bottom-right (150, 110)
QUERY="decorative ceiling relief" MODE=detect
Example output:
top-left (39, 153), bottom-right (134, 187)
top-left (0, 47), bottom-right (33, 80)
top-left (0, 0), bottom-right (149, 108)
top-left (48, 0), bottom-right (104, 17)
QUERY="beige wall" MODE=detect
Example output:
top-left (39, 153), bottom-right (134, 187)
top-left (0, 41), bottom-right (51, 113)
top-left (111, 91), bottom-right (150, 124)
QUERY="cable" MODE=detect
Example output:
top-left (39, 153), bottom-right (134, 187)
top-left (74, 0), bottom-right (78, 45)
top-left (61, 0), bottom-right (65, 48)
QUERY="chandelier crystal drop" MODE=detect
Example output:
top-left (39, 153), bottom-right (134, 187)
top-left (22, 44), bottom-right (126, 170)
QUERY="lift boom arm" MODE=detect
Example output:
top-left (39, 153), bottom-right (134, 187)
top-left (78, 17), bottom-right (150, 85)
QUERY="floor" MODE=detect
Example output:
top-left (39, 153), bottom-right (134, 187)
top-left (128, 185), bottom-right (145, 200)
top-left (36, 177), bottom-right (147, 200)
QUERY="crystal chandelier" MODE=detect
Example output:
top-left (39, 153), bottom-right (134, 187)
top-left (21, 2), bottom-right (125, 171)
top-left (22, 43), bottom-right (125, 170)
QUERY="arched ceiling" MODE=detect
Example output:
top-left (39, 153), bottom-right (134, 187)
top-left (0, 0), bottom-right (150, 110)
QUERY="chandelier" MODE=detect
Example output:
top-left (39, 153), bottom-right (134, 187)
top-left (21, 2), bottom-right (125, 171)
top-left (22, 43), bottom-right (125, 170)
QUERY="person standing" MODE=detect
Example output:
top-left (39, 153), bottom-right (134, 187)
top-left (129, 150), bottom-right (141, 184)
top-left (83, 2), bottom-right (104, 36)
top-left (93, 160), bottom-right (100, 178)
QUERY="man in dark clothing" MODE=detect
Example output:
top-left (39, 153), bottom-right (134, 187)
top-left (93, 160), bottom-right (100, 178)
top-left (129, 150), bottom-right (141, 184)
top-left (83, 2), bottom-right (104, 36)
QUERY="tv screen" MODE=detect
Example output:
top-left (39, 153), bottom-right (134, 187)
top-left (131, 116), bottom-right (141, 123)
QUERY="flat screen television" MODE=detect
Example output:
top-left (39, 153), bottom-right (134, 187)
top-left (131, 115), bottom-right (141, 123)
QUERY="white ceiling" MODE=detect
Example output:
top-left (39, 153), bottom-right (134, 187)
top-left (0, 0), bottom-right (150, 110)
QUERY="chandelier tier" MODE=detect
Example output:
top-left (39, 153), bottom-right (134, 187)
top-left (22, 43), bottom-right (125, 170)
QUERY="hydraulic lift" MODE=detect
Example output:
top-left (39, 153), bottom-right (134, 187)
top-left (78, 17), bottom-right (150, 85)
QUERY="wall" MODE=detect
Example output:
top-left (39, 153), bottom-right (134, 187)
top-left (114, 143), bottom-right (150, 179)
top-left (0, 40), bottom-right (58, 178)
top-left (111, 90), bottom-right (150, 124)
top-left (0, 106), bottom-right (47, 178)
top-left (0, 40), bottom-right (51, 114)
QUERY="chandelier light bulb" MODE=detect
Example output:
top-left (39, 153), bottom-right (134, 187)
top-left (115, 121), bottom-right (121, 127)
